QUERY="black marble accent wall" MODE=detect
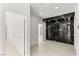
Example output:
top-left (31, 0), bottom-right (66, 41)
top-left (43, 12), bottom-right (75, 45)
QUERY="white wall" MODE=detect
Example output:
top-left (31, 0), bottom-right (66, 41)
top-left (30, 15), bottom-right (39, 46)
top-left (0, 3), bottom-right (30, 56)
top-left (6, 11), bottom-right (25, 55)
top-left (0, 4), bottom-right (4, 55)
top-left (74, 4), bottom-right (79, 55)
top-left (25, 4), bottom-right (30, 56)
top-left (30, 7), bottom-right (45, 46)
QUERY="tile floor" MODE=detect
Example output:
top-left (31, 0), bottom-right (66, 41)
top-left (31, 40), bottom-right (76, 56)
top-left (0, 40), bottom-right (76, 56)
top-left (6, 40), bottom-right (20, 56)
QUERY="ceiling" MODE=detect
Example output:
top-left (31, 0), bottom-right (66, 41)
top-left (3, 3), bottom-right (27, 15)
top-left (30, 3), bottom-right (77, 18)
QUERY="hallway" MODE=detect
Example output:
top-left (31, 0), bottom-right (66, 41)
top-left (31, 40), bottom-right (76, 56)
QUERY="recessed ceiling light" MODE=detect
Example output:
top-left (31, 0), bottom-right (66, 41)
top-left (40, 12), bottom-right (42, 15)
top-left (55, 7), bottom-right (59, 9)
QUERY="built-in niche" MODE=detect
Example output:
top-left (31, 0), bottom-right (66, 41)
top-left (43, 12), bottom-right (75, 45)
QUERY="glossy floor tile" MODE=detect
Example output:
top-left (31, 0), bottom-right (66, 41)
top-left (31, 40), bottom-right (76, 56)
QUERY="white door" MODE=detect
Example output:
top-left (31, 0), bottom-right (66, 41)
top-left (6, 11), bottom-right (25, 56)
top-left (38, 24), bottom-right (43, 42)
